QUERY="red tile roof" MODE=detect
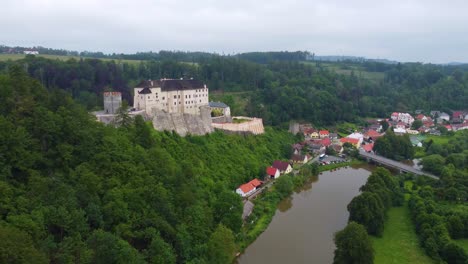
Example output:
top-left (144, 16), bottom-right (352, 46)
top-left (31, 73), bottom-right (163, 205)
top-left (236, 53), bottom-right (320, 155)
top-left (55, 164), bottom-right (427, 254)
top-left (340, 137), bottom-right (360, 145)
top-left (416, 114), bottom-right (425, 120)
top-left (249, 178), bottom-right (262, 187)
top-left (238, 179), bottom-right (262, 194)
top-left (321, 138), bottom-right (332, 147)
top-left (239, 183), bottom-right (255, 194)
top-left (365, 129), bottom-right (381, 138)
top-left (363, 143), bottom-right (374, 152)
top-left (266, 166), bottom-right (279, 176)
top-left (319, 130), bottom-right (329, 135)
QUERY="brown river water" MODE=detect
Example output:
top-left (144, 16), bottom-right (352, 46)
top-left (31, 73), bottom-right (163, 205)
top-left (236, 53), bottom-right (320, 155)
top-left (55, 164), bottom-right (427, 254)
top-left (237, 165), bottom-right (374, 264)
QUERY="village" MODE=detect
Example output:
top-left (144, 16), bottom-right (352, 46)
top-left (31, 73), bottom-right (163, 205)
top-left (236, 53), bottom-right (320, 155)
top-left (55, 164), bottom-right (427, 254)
top-left (234, 109), bottom-right (468, 210)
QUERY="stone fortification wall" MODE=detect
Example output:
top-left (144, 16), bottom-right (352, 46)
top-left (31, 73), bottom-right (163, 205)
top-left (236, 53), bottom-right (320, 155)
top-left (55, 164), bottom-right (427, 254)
top-left (211, 117), bottom-right (264, 135)
top-left (152, 106), bottom-right (213, 136)
top-left (212, 116), bottom-right (233, 123)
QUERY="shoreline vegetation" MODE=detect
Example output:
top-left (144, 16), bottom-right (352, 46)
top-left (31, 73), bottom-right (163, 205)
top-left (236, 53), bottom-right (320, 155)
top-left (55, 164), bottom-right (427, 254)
top-left (237, 159), bottom-right (363, 253)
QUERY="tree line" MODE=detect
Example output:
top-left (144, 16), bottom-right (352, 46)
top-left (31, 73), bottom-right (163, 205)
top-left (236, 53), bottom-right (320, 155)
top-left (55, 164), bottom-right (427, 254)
top-left (0, 52), bottom-right (467, 127)
top-left (0, 66), bottom-right (296, 263)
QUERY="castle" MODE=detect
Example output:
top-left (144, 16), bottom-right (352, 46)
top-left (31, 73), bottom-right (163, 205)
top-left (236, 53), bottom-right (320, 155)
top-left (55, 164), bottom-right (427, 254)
top-left (133, 79), bottom-right (209, 115)
top-left (94, 78), bottom-right (263, 136)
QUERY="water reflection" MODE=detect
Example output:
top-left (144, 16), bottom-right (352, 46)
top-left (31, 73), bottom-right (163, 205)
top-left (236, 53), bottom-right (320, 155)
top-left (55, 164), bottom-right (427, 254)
top-left (238, 166), bottom-right (372, 264)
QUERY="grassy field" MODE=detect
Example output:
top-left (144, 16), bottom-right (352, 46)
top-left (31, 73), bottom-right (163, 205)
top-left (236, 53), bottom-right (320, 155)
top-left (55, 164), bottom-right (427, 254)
top-left (0, 53), bottom-right (142, 65)
top-left (302, 61), bottom-right (385, 83)
top-left (371, 205), bottom-right (434, 264)
top-left (423, 134), bottom-right (452, 145)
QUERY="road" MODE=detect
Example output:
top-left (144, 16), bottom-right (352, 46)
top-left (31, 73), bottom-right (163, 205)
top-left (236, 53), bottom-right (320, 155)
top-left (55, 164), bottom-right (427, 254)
top-left (358, 149), bottom-right (438, 179)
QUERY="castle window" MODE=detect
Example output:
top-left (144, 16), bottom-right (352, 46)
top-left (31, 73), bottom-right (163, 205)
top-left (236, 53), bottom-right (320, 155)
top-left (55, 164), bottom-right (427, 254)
top-left (178, 95), bottom-right (180, 98)
top-left (162, 97), bottom-right (165, 100)
top-left (174, 95), bottom-right (177, 99)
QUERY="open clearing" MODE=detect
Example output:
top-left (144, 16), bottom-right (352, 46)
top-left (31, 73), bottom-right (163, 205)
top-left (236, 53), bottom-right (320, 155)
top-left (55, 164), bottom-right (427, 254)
top-left (0, 54), bottom-right (141, 65)
top-left (372, 205), bottom-right (434, 264)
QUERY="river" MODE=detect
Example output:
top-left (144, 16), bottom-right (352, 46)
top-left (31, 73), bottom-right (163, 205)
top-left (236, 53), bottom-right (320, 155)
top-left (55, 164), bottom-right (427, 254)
top-left (237, 165), bottom-right (373, 264)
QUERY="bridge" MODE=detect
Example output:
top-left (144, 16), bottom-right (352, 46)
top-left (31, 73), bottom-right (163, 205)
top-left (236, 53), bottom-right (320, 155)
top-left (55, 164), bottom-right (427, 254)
top-left (358, 150), bottom-right (438, 180)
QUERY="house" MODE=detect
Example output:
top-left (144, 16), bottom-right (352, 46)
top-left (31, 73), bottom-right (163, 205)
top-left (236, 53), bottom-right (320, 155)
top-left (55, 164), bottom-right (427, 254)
top-left (266, 166), bottom-right (280, 179)
top-left (340, 137), bottom-right (361, 148)
top-left (396, 122), bottom-right (406, 129)
top-left (319, 130), bottom-right (329, 138)
top-left (430, 111), bottom-right (441, 117)
top-left (416, 114), bottom-right (428, 122)
top-left (390, 112), bottom-right (414, 125)
top-left (209, 101), bottom-right (231, 117)
top-left (236, 179), bottom-right (263, 197)
top-left (364, 129), bottom-right (382, 141)
top-left (23, 50), bottom-right (39, 55)
top-left (435, 112), bottom-right (449, 123)
top-left (291, 154), bottom-right (310, 164)
top-left (406, 129), bottom-right (419, 135)
top-left (362, 143), bottom-right (374, 153)
top-left (272, 160), bottom-right (293, 174)
top-left (445, 125), bottom-right (453, 131)
top-left (292, 143), bottom-right (303, 155)
top-left (393, 127), bottom-right (407, 135)
top-left (452, 123), bottom-right (468, 131)
top-left (329, 133), bottom-right (338, 140)
top-left (321, 137), bottom-right (332, 147)
top-left (310, 130), bottom-right (320, 139)
top-left (453, 111), bottom-right (465, 123)
top-left (330, 143), bottom-right (343, 154)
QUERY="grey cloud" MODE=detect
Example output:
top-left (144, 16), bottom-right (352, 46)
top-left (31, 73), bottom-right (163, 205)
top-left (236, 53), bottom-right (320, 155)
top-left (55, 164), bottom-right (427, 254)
top-left (1, 0), bottom-right (467, 63)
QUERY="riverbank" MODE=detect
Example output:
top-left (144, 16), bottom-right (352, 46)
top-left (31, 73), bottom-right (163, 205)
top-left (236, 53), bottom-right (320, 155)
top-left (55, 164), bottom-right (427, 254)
top-left (237, 159), bottom-right (363, 252)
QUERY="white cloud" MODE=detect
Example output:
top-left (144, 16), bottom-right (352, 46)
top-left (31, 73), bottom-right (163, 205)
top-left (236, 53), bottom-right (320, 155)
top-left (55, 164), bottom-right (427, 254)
top-left (1, 0), bottom-right (467, 63)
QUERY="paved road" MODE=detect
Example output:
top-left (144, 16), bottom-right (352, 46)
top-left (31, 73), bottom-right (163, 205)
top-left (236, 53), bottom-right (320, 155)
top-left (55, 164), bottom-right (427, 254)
top-left (359, 149), bottom-right (438, 179)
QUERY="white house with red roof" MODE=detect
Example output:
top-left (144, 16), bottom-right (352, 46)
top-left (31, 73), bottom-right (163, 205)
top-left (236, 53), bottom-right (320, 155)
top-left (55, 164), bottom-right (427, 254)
top-left (272, 160), bottom-right (293, 174)
top-left (319, 130), bottom-right (329, 138)
top-left (266, 166), bottom-right (280, 179)
top-left (390, 112), bottom-right (414, 125)
top-left (236, 179), bottom-right (263, 197)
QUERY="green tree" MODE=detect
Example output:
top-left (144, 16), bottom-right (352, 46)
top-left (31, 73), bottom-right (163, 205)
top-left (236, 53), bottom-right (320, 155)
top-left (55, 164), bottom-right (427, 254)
top-left (0, 225), bottom-right (48, 264)
top-left (411, 119), bottom-right (423, 130)
top-left (206, 224), bottom-right (236, 264)
top-left (333, 222), bottom-right (374, 264)
top-left (347, 192), bottom-right (385, 236)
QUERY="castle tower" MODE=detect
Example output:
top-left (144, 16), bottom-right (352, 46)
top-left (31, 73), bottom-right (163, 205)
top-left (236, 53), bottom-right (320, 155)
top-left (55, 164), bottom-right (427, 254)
top-left (103, 92), bottom-right (122, 114)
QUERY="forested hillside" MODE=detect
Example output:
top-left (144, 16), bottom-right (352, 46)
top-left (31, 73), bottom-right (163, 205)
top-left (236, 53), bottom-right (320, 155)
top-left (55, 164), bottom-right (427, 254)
top-left (0, 66), bottom-right (296, 263)
top-left (0, 53), bottom-right (467, 127)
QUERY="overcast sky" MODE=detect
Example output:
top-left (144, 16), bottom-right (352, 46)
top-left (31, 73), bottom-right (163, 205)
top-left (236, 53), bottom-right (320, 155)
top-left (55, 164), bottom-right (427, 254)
top-left (2, 0), bottom-right (468, 63)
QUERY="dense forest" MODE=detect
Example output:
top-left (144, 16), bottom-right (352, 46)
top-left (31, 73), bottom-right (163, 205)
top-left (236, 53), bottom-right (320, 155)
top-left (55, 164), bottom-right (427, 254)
top-left (0, 51), bottom-right (467, 127)
top-left (408, 131), bottom-right (468, 263)
top-left (0, 66), bottom-right (296, 263)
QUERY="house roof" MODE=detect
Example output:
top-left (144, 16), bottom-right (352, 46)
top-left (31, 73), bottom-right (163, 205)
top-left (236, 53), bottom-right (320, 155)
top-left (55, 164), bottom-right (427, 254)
top-left (363, 143), bottom-right (374, 152)
top-left (238, 179), bottom-right (262, 194)
top-left (340, 137), bottom-right (360, 145)
top-left (319, 130), bottom-right (329, 135)
top-left (397, 122), bottom-right (406, 127)
top-left (209, 101), bottom-right (229, 108)
top-left (138, 87), bottom-right (152, 94)
top-left (272, 160), bottom-right (290, 171)
top-left (266, 166), bottom-right (279, 176)
top-left (136, 79), bottom-right (205, 92)
top-left (291, 154), bottom-right (306, 162)
top-left (321, 138), bottom-right (332, 147)
top-left (249, 179), bottom-right (262, 188)
top-left (365, 129), bottom-right (381, 138)
top-left (239, 183), bottom-right (255, 194)
top-left (416, 114), bottom-right (425, 120)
